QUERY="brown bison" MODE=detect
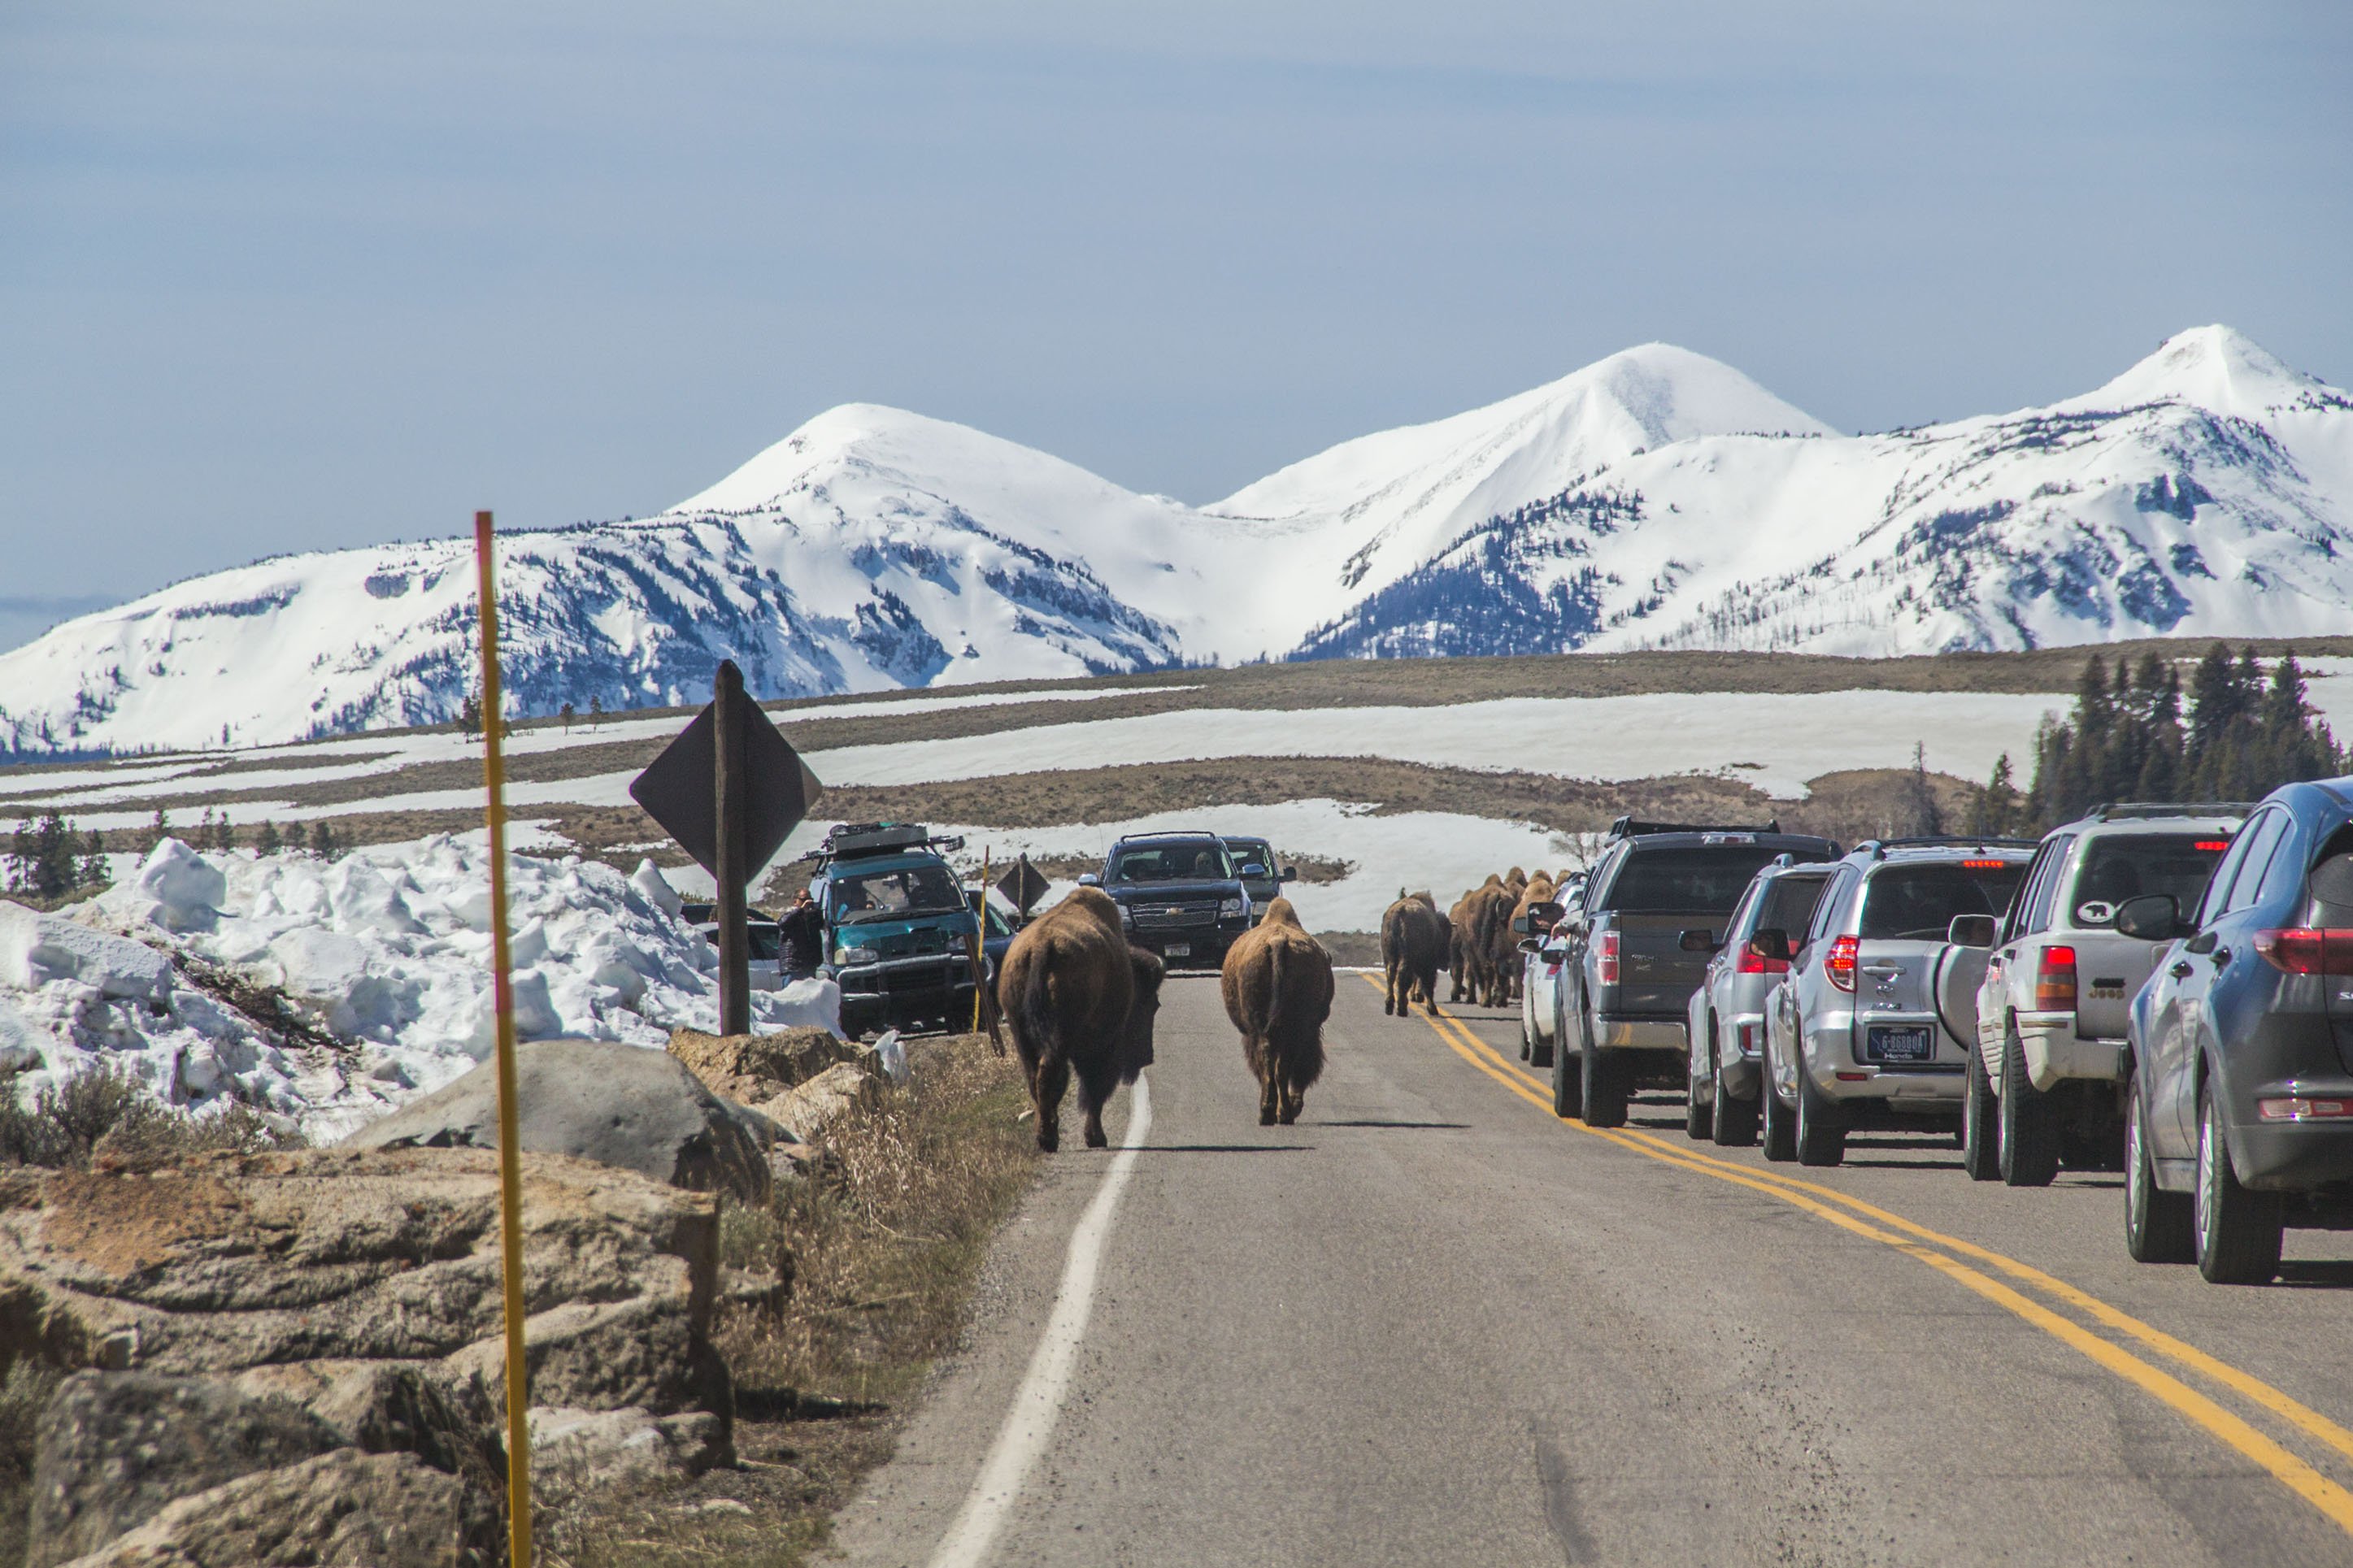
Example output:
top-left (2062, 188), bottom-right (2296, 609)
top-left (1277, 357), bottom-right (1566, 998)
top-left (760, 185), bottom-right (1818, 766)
top-left (1380, 889), bottom-right (1450, 1016)
top-left (1449, 877), bottom-right (1501, 1003)
top-left (1465, 880), bottom-right (1520, 1006)
top-left (1220, 897), bottom-right (1333, 1125)
top-left (998, 887), bottom-right (1166, 1152)
top-left (1499, 873), bottom-right (1558, 1002)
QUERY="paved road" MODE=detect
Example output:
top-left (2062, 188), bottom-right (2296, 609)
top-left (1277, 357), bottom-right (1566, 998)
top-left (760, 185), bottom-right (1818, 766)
top-left (835, 970), bottom-right (2353, 1566)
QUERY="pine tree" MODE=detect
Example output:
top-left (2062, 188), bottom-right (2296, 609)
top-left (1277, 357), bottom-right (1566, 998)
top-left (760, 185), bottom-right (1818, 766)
top-left (5, 820), bottom-right (28, 893)
top-left (254, 819), bottom-right (282, 856)
top-left (1971, 754), bottom-right (2022, 836)
top-left (78, 829), bottom-right (107, 888)
top-left (149, 807), bottom-right (171, 852)
top-left (560, 701), bottom-right (576, 734)
top-left (310, 820), bottom-right (335, 858)
top-left (458, 692), bottom-right (482, 740)
top-left (589, 694), bottom-right (603, 726)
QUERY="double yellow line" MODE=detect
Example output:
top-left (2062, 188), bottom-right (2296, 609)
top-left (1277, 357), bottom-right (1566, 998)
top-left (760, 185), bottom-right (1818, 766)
top-left (1368, 976), bottom-right (2353, 1537)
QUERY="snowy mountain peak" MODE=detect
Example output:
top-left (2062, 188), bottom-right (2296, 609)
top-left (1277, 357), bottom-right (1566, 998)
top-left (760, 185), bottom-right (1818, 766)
top-left (2072, 324), bottom-right (2329, 416)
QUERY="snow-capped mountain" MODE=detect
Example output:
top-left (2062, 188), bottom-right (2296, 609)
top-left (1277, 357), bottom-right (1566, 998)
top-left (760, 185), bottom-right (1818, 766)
top-left (3, 325), bottom-right (2348, 755)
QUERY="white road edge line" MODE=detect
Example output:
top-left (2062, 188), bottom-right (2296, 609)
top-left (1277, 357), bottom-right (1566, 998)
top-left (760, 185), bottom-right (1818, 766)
top-left (924, 1074), bottom-right (1154, 1568)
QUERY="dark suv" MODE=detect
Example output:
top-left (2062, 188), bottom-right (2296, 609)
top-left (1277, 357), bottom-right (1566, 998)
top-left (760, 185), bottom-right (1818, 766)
top-left (2124, 780), bottom-right (2353, 1284)
top-left (1085, 832), bottom-right (1256, 968)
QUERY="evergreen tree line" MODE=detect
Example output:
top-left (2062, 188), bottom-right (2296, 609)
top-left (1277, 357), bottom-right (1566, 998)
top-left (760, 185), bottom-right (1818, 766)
top-left (163, 807), bottom-right (343, 860)
top-left (1971, 645), bottom-right (2350, 836)
top-left (5, 814), bottom-right (107, 899)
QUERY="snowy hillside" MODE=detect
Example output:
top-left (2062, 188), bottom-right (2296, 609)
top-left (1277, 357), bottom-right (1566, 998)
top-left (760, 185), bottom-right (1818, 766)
top-left (2, 324), bottom-right (2348, 754)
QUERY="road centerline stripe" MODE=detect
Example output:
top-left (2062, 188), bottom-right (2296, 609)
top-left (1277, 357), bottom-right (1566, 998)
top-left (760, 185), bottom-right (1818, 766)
top-left (1371, 976), bottom-right (2353, 1537)
top-left (925, 1074), bottom-right (1155, 1568)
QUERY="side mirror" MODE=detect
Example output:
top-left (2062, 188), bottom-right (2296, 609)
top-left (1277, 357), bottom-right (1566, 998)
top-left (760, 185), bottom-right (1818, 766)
top-left (1749, 927), bottom-right (1793, 964)
top-left (1280, 867), bottom-right (1298, 882)
top-left (1078, 872), bottom-right (1102, 887)
top-left (2115, 893), bottom-right (2186, 942)
top-left (1513, 899), bottom-right (1565, 936)
top-left (1240, 862), bottom-right (1268, 879)
top-left (1678, 927), bottom-right (1717, 953)
top-left (1946, 914), bottom-right (1999, 949)
top-left (1518, 937), bottom-right (1543, 955)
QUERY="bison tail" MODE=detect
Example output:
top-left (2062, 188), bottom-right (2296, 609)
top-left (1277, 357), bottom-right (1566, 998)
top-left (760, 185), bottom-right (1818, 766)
top-left (1264, 937), bottom-right (1285, 1037)
top-left (1016, 945), bottom-right (1062, 1068)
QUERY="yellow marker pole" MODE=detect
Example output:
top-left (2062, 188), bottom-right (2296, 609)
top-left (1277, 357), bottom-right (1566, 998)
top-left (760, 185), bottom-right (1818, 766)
top-left (472, 510), bottom-right (533, 1568)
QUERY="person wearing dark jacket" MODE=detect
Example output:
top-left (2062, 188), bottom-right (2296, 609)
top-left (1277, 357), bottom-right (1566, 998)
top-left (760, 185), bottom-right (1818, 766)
top-left (778, 887), bottom-right (824, 981)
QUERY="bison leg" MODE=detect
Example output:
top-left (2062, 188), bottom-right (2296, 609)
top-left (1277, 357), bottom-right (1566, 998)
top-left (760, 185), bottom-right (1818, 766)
top-left (1382, 959), bottom-right (1398, 1015)
top-left (1277, 1075), bottom-right (1305, 1125)
top-left (1033, 1056), bottom-right (1069, 1153)
top-left (1258, 1058), bottom-right (1279, 1127)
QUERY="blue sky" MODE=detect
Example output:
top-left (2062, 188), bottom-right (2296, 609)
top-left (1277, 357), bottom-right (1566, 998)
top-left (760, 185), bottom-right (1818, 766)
top-left (2, 1), bottom-right (2347, 652)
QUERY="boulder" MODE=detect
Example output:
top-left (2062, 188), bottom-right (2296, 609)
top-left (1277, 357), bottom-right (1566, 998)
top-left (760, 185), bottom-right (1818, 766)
top-left (28, 1371), bottom-right (346, 1568)
top-left (55, 1447), bottom-right (494, 1568)
top-left (763, 1062), bottom-right (881, 1143)
top-left (0, 1146), bottom-right (723, 1422)
top-left (342, 1036), bottom-right (776, 1205)
top-left (528, 1404), bottom-right (728, 1493)
top-left (667, 1025), bottom-right (863, 1105)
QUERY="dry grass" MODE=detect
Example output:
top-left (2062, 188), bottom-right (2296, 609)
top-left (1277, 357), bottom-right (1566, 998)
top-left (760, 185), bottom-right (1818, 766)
top-left (539, 1031), bottom-right (1039, 1568)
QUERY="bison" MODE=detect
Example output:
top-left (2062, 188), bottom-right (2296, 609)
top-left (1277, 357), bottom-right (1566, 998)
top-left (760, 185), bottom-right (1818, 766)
top-left (1220, 897), bottom-right (1334, 1126)
top-left (1499, 873), bottom-right (1558, 1002)
top-left (1380, 889), bottom-right (1450, 1016)
top-left (1463, 880), bottom-right (1520, 1007)
top-left (998, 886), bottom-right (1165, 1152)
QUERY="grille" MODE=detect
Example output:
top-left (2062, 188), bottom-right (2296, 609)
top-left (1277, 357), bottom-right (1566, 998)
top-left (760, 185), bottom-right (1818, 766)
top-left (1131, 901), bottom-right (1219, 930)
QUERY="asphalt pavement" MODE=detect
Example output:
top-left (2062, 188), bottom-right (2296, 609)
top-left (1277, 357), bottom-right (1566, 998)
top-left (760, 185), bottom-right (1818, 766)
top-left (833, 970), bottom-right (2353, 1566)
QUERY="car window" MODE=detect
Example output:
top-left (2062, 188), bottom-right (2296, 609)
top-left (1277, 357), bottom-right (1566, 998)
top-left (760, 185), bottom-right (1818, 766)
top-left (2020, 836), bottom-right (2074, 936)
top-left (1859, 862), bottom-right (2029, 940)
top-left (1602, 846), bottom-right (1795, 914)
top-left (1756, 873), bottom-right (1829, 938)
top-left (1109, 842), bottom-right (1233, 883)
top-left (829, 863), bottom-right (963, 923)
top-left (2003, 842), bottom-right (2054, 942)
top-left (2218, 810), bottom-right (2290, 919)
top-left (1723, 880), bottom-right (1762, 937)
top-left (1226, 841), bottom-right (1272, 872)
top-left (2252, 816), bottom-right (2311, 911)
top-left (1807, 868), bottom-right (1855, 944)
top-left (2194, 819), bottom-right (2265, 927)
top-left (2065, 832), bottom-right (2233, 928)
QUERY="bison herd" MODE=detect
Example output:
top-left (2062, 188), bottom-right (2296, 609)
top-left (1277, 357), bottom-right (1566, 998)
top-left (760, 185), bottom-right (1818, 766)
top-left (994, 864), bottom-right (1572, 1149)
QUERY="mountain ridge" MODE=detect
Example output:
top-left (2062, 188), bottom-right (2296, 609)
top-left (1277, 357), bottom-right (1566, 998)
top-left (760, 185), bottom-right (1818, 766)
top-left (4, 324), bottom-right (2348, 755)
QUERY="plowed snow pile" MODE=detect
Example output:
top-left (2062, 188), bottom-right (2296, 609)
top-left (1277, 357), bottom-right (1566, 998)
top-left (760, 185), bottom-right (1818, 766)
top-left (1, 834), bottom-right (838, 1139)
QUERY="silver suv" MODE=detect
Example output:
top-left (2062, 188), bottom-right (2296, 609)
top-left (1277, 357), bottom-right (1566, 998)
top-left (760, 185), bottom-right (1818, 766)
top-left (1683, 858), bottom-right (1833, 1146)
top-left (1759, 838), bottom-right (2034, 1166)
top-left (1947, 804), bottom-right (2243, 1187)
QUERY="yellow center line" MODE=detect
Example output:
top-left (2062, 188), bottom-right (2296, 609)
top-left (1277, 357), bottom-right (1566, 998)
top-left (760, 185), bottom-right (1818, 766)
top-left (1363, 975), bottom-right (2353, 1536)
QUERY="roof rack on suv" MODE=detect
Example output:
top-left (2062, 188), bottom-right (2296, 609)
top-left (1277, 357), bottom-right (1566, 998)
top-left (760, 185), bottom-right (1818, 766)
top-left (821, 822), bottom-right (963, 859)
top-left (2087, 801), bottom-right (2258, 821)
top-left (1855, 835), bottom-right (2041, 861)
top-left (1114, 829), bottom-right (1220, 842)
top-left (1607, 816), bottom-right (1783, 840)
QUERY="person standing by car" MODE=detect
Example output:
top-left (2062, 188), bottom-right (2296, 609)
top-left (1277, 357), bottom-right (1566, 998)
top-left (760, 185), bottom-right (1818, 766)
top-left (778, 885), bottom-right (824, 983)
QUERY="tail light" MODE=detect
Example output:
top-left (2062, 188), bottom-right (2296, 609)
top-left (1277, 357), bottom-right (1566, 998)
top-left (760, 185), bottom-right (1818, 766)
top-left (2258, 1097), bottom-right (2353, 1121)
top-left (1737, 1022), bottom-right (1760, 1054)
top-left (2253, 928), bottom-right (2353, 974)
top-left (2035, 945), bottom-right (2078, 1011)
top-left (1596, 930), bottom-right (1620, 984)
top-left (1738, 948), bottom-right (1788, 975)
top-left (1826, 934), bottom-right (1859, 992)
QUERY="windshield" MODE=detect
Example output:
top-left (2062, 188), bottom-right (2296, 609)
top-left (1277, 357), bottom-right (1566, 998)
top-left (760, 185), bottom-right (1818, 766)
top-left (1859, 862), bottom-right (2028, 940)
top-left (829, 862), bottom-right (965, 924)
top-left (1606, 846), bottom-right (1803, 914)
top-left (1109, 842), bottom-right (1233, 883)
top-left (2066, 833), bottom-right (2231, 927)
top-left (1226, 842), bottom-right (1272, 874)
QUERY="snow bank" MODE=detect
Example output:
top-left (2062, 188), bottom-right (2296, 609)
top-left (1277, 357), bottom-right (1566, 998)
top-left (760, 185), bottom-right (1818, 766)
top-left (0, 835), bottom-right (842, 1140)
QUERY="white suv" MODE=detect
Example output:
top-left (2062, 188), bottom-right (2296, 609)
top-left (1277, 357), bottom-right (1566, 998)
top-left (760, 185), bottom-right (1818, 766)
top-left (1946, 805), bottom-right (2244, 1187)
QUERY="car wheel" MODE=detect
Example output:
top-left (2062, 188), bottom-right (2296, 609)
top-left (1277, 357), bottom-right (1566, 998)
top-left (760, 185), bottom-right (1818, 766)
top-left (1580, 1022), bottom-right (1628, 1129)
top-left (1684, 1058), bottom-right (1712, 1140)
top-left (1712, 1060), bottom-right (1759, 1147)
top-left (1794, 1068), bottom-right (1845, 1167)
top-left (2194, 1080), bottom-right (2283, 1285)
top-left (2124, 1078), bottom-right (2193, 1264)
top-left (1520, 1010), bottom-right (1533, 1062)
top-left (1962, 1039), bottom-right (2000, 1182)
top-left (1552, 1039), bottom-right (1583, 1120)
top-left (1760, 1054), bottom-right (1797, 1162)
top-left (1999, 1029), bottom-right (2059, 1188)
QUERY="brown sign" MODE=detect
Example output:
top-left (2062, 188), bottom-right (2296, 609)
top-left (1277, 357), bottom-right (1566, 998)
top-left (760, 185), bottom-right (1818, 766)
top-left (628, 678), bottom-right (822, 880)
top-left (995, 853), bottom-right (1051, 915)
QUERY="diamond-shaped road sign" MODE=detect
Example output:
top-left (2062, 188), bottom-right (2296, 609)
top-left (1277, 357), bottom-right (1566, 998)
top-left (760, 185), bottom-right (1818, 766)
top-left (628, 680), bottom-right (823, 880)
top-left (995, 854), bottom-right (1050, 915)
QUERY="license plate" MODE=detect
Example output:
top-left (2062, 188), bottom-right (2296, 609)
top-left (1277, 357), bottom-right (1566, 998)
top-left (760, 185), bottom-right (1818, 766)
top-left (1866, 1024), bottom-right (1935, 1064)
top-left (1163, 942), bottom-right (1190, 958)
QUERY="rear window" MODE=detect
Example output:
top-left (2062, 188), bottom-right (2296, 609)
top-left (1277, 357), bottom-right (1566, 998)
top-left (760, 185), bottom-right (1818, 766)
top-left (1754, 875), bottom-right (1830, 937)
top-left (1109, 841), bottom-right (1232, 883)
top-left (2065, 833), bottom-right (2232, 928)
top-left (1859, 862), bottom-right (2029, 940)
top-left (1605, 847), bottom-right (1803, 915)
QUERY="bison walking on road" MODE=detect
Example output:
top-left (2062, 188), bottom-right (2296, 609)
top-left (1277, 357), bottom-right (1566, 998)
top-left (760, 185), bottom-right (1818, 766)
top-left (1220, 897), bottom-right (1333, 1126)
top-left (998, 887), bottom-right (1165, 1152)
top-left (1380, 889), bottom-right (1449, 1016)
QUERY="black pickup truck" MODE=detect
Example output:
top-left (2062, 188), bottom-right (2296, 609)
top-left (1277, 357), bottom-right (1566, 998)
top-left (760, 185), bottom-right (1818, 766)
top-left (1552, 818), bottom-right (1838, 1127)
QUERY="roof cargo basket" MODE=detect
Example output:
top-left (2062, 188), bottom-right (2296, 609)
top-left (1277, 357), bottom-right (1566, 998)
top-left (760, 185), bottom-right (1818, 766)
top-left (2088, 801), bottom-right (2258, 822)
top-left (1857, 835), bottom-right (2042, 861)
top-left (1608, 816), bottom-right (1783, 840)
top-left (823, 822), bottom-right (933, 859)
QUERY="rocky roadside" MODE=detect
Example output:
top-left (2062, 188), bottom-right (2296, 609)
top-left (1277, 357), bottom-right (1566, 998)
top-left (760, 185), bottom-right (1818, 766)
top-left (0, 1020), bottom-right (1026, 1568)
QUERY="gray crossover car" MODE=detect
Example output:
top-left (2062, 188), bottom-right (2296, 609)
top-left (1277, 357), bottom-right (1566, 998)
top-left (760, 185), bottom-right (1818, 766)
top-left (1683, 858), bottom-right (1833, 1146)
top-left (2124, 780), bottom-right (2353, 1284)
top-left (1760, 838), bottom-right (2034, 1166)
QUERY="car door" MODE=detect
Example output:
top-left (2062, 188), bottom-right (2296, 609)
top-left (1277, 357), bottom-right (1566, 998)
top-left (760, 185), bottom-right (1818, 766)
top-left (1561, 848), bottom-right (1618, 1052)
top-left (1698, 880), bottom-right (1763, 1078)
top-left (1788, 866), bottom-right (1857, 1079)
top-left (1982, 836), bottom-right (2070, 1087)
top-left (2155, 808), bottom-right (2288, 1154)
